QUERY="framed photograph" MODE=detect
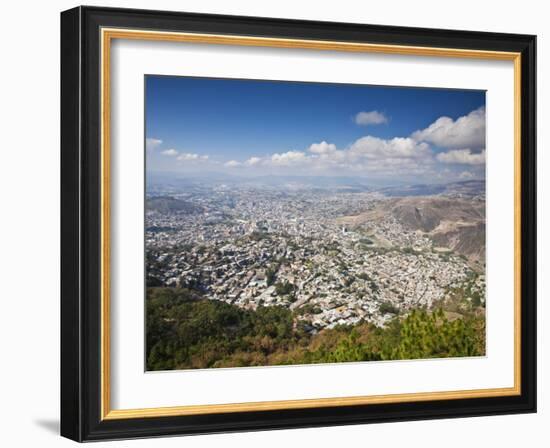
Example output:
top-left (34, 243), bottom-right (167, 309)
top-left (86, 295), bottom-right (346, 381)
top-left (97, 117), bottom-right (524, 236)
top-left (60, 6), bottom-right (536, 442)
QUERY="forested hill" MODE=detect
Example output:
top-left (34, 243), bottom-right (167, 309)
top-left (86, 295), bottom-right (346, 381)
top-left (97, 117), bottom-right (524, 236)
top-left (146, 287), bottom-right (485, 371)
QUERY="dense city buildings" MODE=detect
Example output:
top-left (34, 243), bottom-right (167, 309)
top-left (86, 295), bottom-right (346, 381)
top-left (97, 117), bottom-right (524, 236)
top-left (146, 180), bottom-right (486, 333)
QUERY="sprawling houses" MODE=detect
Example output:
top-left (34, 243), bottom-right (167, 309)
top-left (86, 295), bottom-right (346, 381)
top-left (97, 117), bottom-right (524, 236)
top-left (146, 187), bottom-right (485, 332)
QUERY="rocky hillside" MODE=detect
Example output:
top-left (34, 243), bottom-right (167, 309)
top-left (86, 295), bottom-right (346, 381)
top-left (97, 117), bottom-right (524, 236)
top-left (342, 196), bottom-right (486, 263)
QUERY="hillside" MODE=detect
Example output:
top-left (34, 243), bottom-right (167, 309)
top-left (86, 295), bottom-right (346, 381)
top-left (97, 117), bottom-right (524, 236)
top-left (340, 196), bottom-right (485, 263)
top-left (146, 287), bottom-right (485, 371)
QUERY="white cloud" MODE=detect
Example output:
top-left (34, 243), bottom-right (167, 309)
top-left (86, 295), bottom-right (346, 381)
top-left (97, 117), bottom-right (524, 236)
top-left (436, 148), bottom-right (486, 165)
top-left (219, 108), bottom-right (491, 178)
top-left (176, 153), bottom-right (209, 162)
top-left (354, 111), bottom-right (388, 126)
top-left (161, 149), bottom-right (178, 156)
top-left (245, 157), bottom-right (262, 166)
top-left (270, 151), bottom-right (308, 167)
top-left (308, 141), bottom-right (337, 154)
top-left (349, 136), bottom-right (432, 160)
top-left (227, 135), bottom-right (433, 177)
top-left (412, 107), bottom-right (485, 149)
top-left (224, 160), bottom-right (242, 168)
top-left (146, 138), bottom-right (163, 151)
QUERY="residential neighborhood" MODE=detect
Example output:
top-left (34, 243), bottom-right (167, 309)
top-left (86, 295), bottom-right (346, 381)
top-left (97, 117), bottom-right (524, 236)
top-left (146, 184), bottom-right (486, 332)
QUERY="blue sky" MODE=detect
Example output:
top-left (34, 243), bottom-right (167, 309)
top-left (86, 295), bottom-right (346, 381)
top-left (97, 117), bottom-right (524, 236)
top-left (146, 75), bottom-right (486, 183)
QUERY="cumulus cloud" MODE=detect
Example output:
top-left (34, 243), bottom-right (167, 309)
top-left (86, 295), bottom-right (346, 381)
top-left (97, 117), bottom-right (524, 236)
top-left (412, 107), bottom-right (486, 149)
top-left (176, 153), bottom-right (209, 162)
top-left (270, 151), bottom-right (308, 167)
top-left (349, 136), bottom-right (431, 160)
top-left (245, 157), bottom-right (262, 166)
top-left (354, 111), bottom-right (388, 126)
top-left (224, 160), bottom-right (242, 168)
top-left (308, 141), bottom-right (337, 154)
top-left (225, 156), bottom-right (264, 168)
top-left (146, 138), bottom-right (163, 151)
top-left (161, 149), bottom-right (178, 156)
top-left (436, 148), bottom-right (486, 165)
top-left (225, 136), bottom-right (434, 177)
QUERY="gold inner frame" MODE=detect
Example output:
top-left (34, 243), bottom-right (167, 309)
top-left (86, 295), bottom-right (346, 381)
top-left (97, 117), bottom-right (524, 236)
top-left (100, 27), bottom-right (522, 420)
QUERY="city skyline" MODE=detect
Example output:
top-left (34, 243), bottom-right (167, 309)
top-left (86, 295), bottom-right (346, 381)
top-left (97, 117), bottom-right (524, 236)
top-left (145, 76), bottom-right (486, 183)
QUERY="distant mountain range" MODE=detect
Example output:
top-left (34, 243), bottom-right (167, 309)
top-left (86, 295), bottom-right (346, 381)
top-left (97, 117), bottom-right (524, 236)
top-left (377, 180), bottom-right (485, 197)
top-left (147, 171), bottom-right (485, 197)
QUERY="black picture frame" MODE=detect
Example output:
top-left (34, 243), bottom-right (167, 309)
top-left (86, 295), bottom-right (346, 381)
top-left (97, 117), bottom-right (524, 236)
top-left (61, 5), bottom-right (536, 442)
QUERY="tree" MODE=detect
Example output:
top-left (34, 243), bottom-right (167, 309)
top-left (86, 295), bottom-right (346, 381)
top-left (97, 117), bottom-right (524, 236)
top-left (266, 267), bottom-right (277, 286)
top-left (274, 281), bottom-right (294, 296)
top-left (146, 287), bottom-right (485, 371)
top-left (379, 301), bottom-right (399, 315)
top-left (387, 309), bottom-right (484, 360)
